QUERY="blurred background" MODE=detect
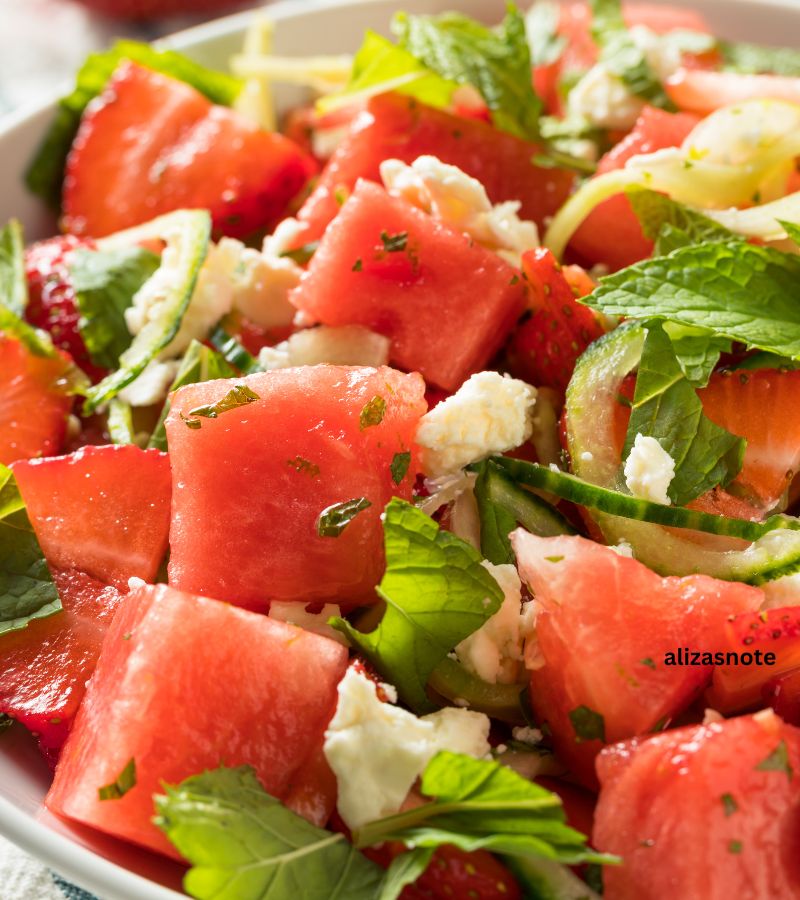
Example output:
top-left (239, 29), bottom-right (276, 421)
top-left (0, 0), bottom-right (255, 118)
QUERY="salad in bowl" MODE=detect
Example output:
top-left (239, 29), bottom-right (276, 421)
top-left (3, 1), bottom-right (800, 897)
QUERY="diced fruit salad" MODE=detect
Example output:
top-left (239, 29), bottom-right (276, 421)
top-left (6, 1), bottom-right (800, 897)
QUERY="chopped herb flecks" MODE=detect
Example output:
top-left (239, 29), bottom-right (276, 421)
top-left (287, 456), bottom-right (321, 478)
top-left (380, 230), bottom-right (409, 253)
top-left (728, 839), bottom-right (743, 854)
top-left (641, 657), bottom-right (656, 670)
top-left (721, 793), bottom-right (738, 817)
top-left (352, 258), bottom-right (363, 272)
top-left (317, 498), bottom-right (372, 537)
top-left (360, 395), bottom-right (386, 430)
top-left (390, 451), bottom-right (411, 485)
top-left (756, 740), bottom-right (793, 780)
top-left (183, 384), bottom-right (260, 429)
top-left (98, 758), bottom-right (137, 801)
top-left (569, 705), bottom-right (606, 743)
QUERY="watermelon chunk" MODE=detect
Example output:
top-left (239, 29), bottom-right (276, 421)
top-left (0, 568), bottom-right (123, 765)
top-left (46, 583), bottom-right (348, 857)
top-left (12, 445), bottom-right (171, 590)
top-left (294, 93), bottom-right (574, 244)
top-left (511, 532), bottom-right (763, 786)
top-left (594, 712), bottom-right (800, 898)
top-left (166, 365), bottom-right (426, 610)
top-left (291, 181), bottom-right (527, 390)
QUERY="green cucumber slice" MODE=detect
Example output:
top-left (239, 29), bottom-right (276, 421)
top-left (427, 656), bottom-right (525, 724)
top-left (565, 322), bottom-right (800, 583)
top-left (209, 324), bottom-right (262, 373)
top-left (107, 398), bottom-right (136, 446)
top-left (83, 210), bottom-right (212, 415)
top-left (474, 460), bottom-right (575, 565)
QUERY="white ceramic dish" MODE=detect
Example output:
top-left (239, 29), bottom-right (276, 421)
top-left (1, 0), bottom-right (800, 896)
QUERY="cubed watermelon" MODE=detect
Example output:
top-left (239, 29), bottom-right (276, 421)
top-left (46, 583), bottom-right (349, 857)
top-left (291, 181), bottom-right (527, 390)
top-left (166, 365), bottom-right (426, 610)
top-left (294, 93), bottom-right (574, 243)
top-left (12, 445), bottom-right (171, 589)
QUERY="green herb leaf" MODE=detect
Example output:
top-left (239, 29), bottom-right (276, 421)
top-left (26, 41), bottom-right (242, 208)
top-left (721, 793), bottom-right (738, 816)
top-left (526, 1), bottom-right (568, 67)
top-left (378, 849), bottom-right (435, 900)
top-left (779, 219), bottom-right (800, 248)
top-left (393, 4), bottom-right (542, 140)
top-left (728, 839), bottom-right (743, 854)
top-left (0, 464), bottom-right (62, 636)
top-left (356, 751), bottom-right (614, 865)
top-left (755, 739), bottom-right (793, 780)
top-left (721, 40), bottom-right (800, 76)
top-left (71, 246), bottom-right (160, 369)
top-left (155, 766), bottom-right (384, 900)
top-left (331, 499), bottom-right (503, 712)
top-left (360, 395), bottom-right (387, 430)
top-left (184, 384), bottom-right (260, 428)
top-left (622, 322), bottom-right (745, 506)
top-left (83, 210), bottom-right (212, 415)
top-left (287, 457), bottom-right (321, 479)
top-left (568, 705), bottom-right (606, 743)
top-left (582, 241), bottom-right (800, 360)
top-left (390, 451), bottom-right (412, 485)
top-left (98, 757), bottom-right (137, 801)
top-left (208, 325), bottom-right (262, 374)
top-left (0, 220), bottom-right (27, 316)
top-left (148, 341), bottom-right (237, 451)
top-left (663, 322), bottom-right (731, 388)
top-left (380, 231), bottom-right (409, 253)
top-left (317, 497), bottom-right (372, 537)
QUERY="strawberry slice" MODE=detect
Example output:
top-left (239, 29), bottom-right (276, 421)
top-left (63, 61), bottom-right (316, 239)
top-left (506, 247), bottom-right (605, 394)
top-left (24, 234), bottom-right (104, 381)
top-left (0, 335), bottom-right (73, 466)
top-left (0, 568), bottom-right (123, 766)
top-left (12, 444), bottom-right (171, 589)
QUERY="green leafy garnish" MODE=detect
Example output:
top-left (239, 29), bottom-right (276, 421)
top-left (582, 241), bottom-right (800, 360)
top-left (390, 451), bottom-right (411, 485)
top-left (526, 0), bottom-right (567, 67)
top-left (755, 739), bottom-right (793, 780)
top-left (728, 839), bottom-right (743, 854)
top-left (779, 219), bottom-right (800, 248)
top-left (663, 323), bottom-right (731, 388)
top-left (155, 766), bottom-right (383, 900)
top-left (394, 4), bottom-right (541, 139)
top-left (379, 851), bottom-right (435, 900)
top-left (360, 395), bottom-right (387, 430)
top-left (356, 751), bottom-right (614, 865)
top-left (70, 245), bottom-right (160, 369)
top-left (332, 499), bottom-right (503, 712)
top-left (380, 231), bottom-right (409, 254)
top-left (148, 340), bottom-right (236, 451)
top-left (98, 757), bottom-right (137, 801)
top-left (183, 384), bottom-right (260, 428)
top-left (0, 464), bottom-right (62, 636)
top-left (721, 793), bottom-right (738, 816)
top-left (317, 498), bottom-right (372, 537)
top-left (287, 457), bottom-right (321, 479)
top-left (0, 220), bottom-right (27, 316)
top-left (208, 325), bottom-right (262, 374)
top-left (721, 40), bottom-right (800, 76)
top-left (26, 41), bottom-right (242, 208)
top-left (622, 322), bottom-right (745, 506)
top-left (568, 705), bottom-right (606, 743)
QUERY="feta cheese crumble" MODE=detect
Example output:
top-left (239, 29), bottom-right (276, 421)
top-left (380, 155), bottom-right (539, 266)
top-left (323, 668), bottom-right (490, 829)
top-left (258, 325), bottom-right (390, 370)
top-left (623, 433), bottom-right (676, 505)
top-left (456, 562), bottom-right (535, 684)
top-left (117, 359), bottom-right (180, 408)
top-left (416, 371), bottom-right (537, 477)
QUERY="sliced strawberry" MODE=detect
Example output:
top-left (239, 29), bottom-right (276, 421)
top-left (506, 248), bottom-right (605, 393)
top-left (0, 568), bottom-right (123, 765)
top-left (63, 61), bottom-right (316, 239)
top-left (0, 335), bottom-right (73, 465)
top-left (24, 234), bottom-right (104, 381)
top-left (11, 444), bottom-right (171, 589)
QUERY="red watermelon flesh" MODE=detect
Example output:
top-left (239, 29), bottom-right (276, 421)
top-left (290, 180), bottom-right (527, 391)
top-left (46, 583), bottom-right (349, 858)
top-left (12, 445), bottom-right (171, 590)
top-left (166, 365), bottom-right (426, 610)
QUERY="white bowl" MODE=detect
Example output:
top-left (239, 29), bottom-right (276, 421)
top-left (1, 0), bottom-right (800, 896)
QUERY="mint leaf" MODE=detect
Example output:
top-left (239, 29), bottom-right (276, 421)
top-left (379, 849), bottom-right (435, 900)
top-left (317, 497), bottom-right (372, 537)
top-left (721, 41), bottom-right (800, 76)
top-left (582, 241), bottom-right (800, 359)
top-left (393, 5), bottom-right (541, 140)
top-left (360, 395), bottom-right (387, 429)
top-left (71, 246), bottom-right (160, 370)
top-left (568, 705), bottom-right (606, 743)
top-left (779, 219), bottom-right (800, 248)
top-left (356, 751), bottom-right (614, 865)
top-left (0, 464), bottom-right (62, 636)
top-left (755, 739), bottom-right (793, 779)
top-left (155, 766), bottom-right (384, 900)
top-left (623, 323), bottom-right (745, 506)
top-left (26, 41), bottom-right (242, 208)
top-left (390, 451), bottom-right (411, 485)
top-left (332, 499), bottom-right (503, 713)
top-left (184, 384), bottom-right (260, 426)
top-left (626, 188), bottom-right (741, 256)
top-left (0, 220), bottom-right (27, 316)
top-left (148, 340), bottom-right (236, 451)
top-left (526, 1), bottom-right (567, 66)
top-left (98, 757), bottom-right (136, 801)
top-left (663, 322), bottom-right (731, 388)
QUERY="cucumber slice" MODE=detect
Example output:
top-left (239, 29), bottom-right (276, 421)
top-left (427, 656), bottom-right (525, 724)
top-left (505, 856), bottom-right (601, 900)
top-left (107, 398), bottom-right (136, 446)
top-left (83, 209), bottom-right (212, 415)
top-left (565, 323), bottom-right (800, 583)
top-left (474, 460), bottom-right (575, 565)
top-left (209, 324), bottom-right (263, 374)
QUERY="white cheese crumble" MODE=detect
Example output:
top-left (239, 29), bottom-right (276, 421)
top-left (117, 359), bottom-right (179, 408)
top-left (267, 601), bottom-right (346, 645)
top-left (416, 372), bottom-right (537, 478)
top-left (760, 571), bottom-right (800, 609)
top-left (323, 668), bottom-right (490, 830)
top-left (258, 325), bottom-right (390, 370)
top-left (456, 562), bottom-right (534, 684)
top-left (623, 433), bottom-right (676, 505)
top-left (609, 539), bottom-right (635, 558)
top-left (380, 155), bottom-right (539, 267)
top-left (512, 725), bottom-right (544, 746)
